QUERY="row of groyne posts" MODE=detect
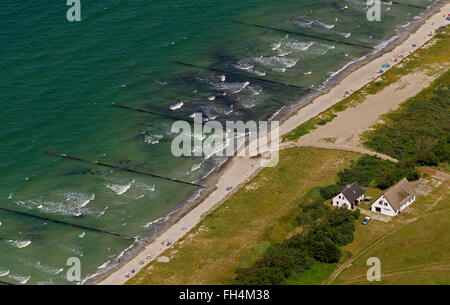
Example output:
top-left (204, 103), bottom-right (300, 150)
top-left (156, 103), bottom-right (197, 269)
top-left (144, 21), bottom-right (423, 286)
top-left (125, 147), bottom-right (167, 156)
top-left (0, 0), bottom-right (428, 285)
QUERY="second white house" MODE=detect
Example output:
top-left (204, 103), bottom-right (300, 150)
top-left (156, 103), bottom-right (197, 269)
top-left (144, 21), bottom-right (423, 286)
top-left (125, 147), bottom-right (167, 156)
top-left (371, 178), bottom-right (416, 217)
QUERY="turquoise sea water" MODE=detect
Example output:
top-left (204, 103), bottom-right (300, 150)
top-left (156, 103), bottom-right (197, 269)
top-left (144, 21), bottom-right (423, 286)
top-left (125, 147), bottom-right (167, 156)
top-left (0, 0), bottom-right (437, 284)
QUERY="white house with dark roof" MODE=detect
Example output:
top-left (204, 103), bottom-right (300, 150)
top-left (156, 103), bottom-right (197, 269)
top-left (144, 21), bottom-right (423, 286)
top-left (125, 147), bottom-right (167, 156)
top-left (332, 182), bottom-right (365, 210)
top-left (371, 178), bottom-right (416, 217)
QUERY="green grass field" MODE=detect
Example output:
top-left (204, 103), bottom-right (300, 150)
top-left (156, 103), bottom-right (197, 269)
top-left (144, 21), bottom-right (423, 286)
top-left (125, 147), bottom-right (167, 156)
top-left (331, 182), bottom-right (450, 285)
top-left (127, 147), bottom-right (360, 285)
top-left (285, 261), bottom-right (337, 285)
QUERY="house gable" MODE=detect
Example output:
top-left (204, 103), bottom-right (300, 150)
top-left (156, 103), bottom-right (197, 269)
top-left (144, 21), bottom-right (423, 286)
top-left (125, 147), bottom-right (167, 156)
top-left (333, 182), bottom-right (365, 210)
top-left (371, 178), bottom-right (417, 216)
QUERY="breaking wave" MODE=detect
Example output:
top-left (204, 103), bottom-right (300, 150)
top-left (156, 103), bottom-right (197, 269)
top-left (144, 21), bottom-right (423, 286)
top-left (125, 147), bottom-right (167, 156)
top-left (170, 102), bottom-right (184, 110)
top-left (14, 192), bottom-right (95, 217)
top-left (144, 134), bottom-right (163, 145)
top-left (7, 240), bottom-right (32, 249)
top-left (0, 269), bottom-right (10, 277)
top-left (34, 261), bottom-right (64, 275)
top-left (105, 179), bottom-right (135, 195)
top-left (9, 274), bottom-right (31, 284)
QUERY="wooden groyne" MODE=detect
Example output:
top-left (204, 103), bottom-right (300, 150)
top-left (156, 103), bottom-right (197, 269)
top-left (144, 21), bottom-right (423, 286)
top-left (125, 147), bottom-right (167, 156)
top-left (381, 0), bottom-right (428, 9)
top-left (113, 103), bottom-right (195, 123)
top-left (232, 20), bottom-right (375, 50)
top-left (0, 207), bottom-right (142, 242)
top-left (44, 151), bottom-right (203, 188)
top-left (176, 61), bottom-right (315, 91)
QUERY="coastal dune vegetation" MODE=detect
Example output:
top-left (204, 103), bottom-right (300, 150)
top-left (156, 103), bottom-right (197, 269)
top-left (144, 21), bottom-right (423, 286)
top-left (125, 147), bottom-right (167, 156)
top-left (362, 69), bottom-right (450, 168)
top-left (128, 146), bottom-right (415, 285)
top-left (127, 148), bottom-right (361, 284)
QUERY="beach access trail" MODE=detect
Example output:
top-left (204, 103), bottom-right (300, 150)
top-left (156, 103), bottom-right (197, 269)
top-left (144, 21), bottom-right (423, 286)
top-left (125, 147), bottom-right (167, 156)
top-left (292, 72), bottom-right (440, 159)
top-left (98, 3), bottom-right (450, 285)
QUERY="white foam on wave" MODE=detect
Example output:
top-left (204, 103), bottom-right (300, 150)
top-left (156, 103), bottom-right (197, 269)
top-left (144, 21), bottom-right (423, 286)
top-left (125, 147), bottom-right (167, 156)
top-left (0, 269), bottom-right (10, 277)
top-left (232, 81), bottom-right (250, 94)
top-left (97, 260), bottom-right (111, 270)
top-left (170, 102), bottom-right (184, 111)
top-left (96, 206), bottom-right (109, 219)
top-left (201, 76), bottom-right (255, 93)
top-left (143, 216), bottom-right (164, 228)
top-left (144, 134), bottom-right (163, 145)
top-left (373, 34), bottom-right (399, 52)
top-left (269, 106), bottom-right (285, 121)
top-left (116, 241), bottom-right (137, 261)
top-left (295, 19), bottom-right (335, 30)
top-left (148, 184), bottom-right (156, 192)
top-left (190, 162), bottom-right (202, 172)
top-left (275, 40), bottom-right (314, 57)
top-left (105, 179), bottom-right (135, 195)
top-left (281, 41), bottom-right (314, 52)
top-left (130, 182), bottom-right (156, 201)
top-left (233, 61), bottom-right (253, 70)
top-left (232, 61), bottom-right (266, 76)
top-left (253, 55), bottom-right (298, 71)
top-left (278, 51), bottom-right (292, 57)
top-left (314, 43), bottom-right (336, 56)
top-left (9, 274), bottom-right (31, 284)
top-left (15, 191), bottom-right (95, 217)
top-left (66, 245), bottom-right (84, 257)
top-left (271, 42), bottom-right (282, 51)
top-left (272, 67), bottom-right (286, 73)
top-left (35, 261), bottom-right (64, 275)
top-left (66, 192), bottom-right (95, 208)
top-left (318, 21), bottom-right (335, 29)
top-left (7, 240), bottom-right (32, 249)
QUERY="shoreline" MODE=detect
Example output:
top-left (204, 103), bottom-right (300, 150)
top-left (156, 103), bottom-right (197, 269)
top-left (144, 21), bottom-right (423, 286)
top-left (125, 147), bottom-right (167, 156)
top-left (94, 1), bottom-right (449, 285)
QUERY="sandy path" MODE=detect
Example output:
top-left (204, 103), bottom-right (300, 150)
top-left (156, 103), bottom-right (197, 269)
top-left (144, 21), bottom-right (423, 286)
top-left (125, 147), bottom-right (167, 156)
top-left (297, 72), bottom-right (436, 153)
top-left (326, 206), bottom-right (450, 285)
top-left (284, 142), bottom-right (399, 162)
top-left (98, 3), bottom-right (450, 285)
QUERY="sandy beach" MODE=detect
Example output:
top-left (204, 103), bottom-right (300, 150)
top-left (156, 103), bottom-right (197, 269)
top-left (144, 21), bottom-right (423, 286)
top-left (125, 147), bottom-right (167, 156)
top-left (98, 2), bottom-right (450, 285)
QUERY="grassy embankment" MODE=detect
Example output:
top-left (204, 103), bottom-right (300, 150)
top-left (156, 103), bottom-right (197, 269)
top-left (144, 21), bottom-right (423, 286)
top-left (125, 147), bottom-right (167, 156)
top-left (325, 50), bottom-right (450, 285)
top-left (285, 30), bottom-right (450, 285)
top-left (128, 147), bottom-right (413, 285)
top-left (332, 181), bottom-right (450, 285)
top-left (128, 147), bottom-right (360, 284)
top-left (284, 28), bottom-right (450, 142)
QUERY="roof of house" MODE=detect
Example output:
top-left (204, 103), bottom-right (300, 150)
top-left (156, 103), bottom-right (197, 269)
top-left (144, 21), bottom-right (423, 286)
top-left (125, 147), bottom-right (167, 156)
top-left (338, 182), bottom-right (365, 203)
top-left (381, 178), bottom-right (416, 211)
